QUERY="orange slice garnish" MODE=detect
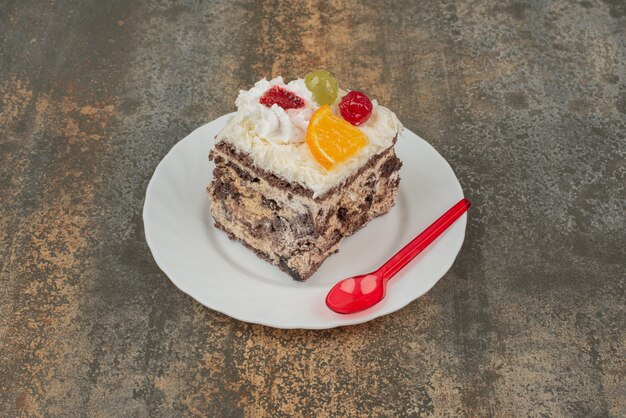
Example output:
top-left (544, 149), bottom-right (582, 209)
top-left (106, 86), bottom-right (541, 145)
top-left (306, 105), bottom-right (368, 170)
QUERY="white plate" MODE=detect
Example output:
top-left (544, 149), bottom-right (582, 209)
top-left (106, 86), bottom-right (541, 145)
top-left (143, 114), bottom-right (467, 329)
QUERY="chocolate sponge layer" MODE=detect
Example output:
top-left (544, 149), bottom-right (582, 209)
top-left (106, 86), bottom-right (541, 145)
top-left (208, 141), bottom-right (401, 281)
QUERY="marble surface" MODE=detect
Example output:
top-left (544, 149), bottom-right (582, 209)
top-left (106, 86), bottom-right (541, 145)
top-left (1, 0), bottom-right (624, 416)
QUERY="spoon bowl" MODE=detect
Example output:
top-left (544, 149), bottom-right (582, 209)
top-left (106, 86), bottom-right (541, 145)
top-left (325, 273), bottom-right (386, 314)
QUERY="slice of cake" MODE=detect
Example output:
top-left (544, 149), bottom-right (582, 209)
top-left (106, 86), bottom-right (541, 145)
top-left (208, 71), bottom-right (402, 281)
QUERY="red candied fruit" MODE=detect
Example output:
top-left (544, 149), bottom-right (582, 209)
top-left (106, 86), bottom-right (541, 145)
top-left (338, 90), bottom-right (373, 126)
top-left (259, 86), bottom-right (305, 110)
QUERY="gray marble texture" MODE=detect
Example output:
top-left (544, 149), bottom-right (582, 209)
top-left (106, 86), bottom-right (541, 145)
top-left (0, 0), bottom-right (624, 416)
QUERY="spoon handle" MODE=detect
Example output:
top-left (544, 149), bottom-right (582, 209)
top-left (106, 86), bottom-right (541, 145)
top-left (377, 198), bottom-right (471, 281)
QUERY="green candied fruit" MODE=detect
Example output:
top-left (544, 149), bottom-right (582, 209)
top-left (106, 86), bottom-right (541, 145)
top-left (305, 70), bottom-right (338, 106)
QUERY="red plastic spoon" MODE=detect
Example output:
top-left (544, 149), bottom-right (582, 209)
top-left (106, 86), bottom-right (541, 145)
top-left (326, 198), bottom-right (471, 314)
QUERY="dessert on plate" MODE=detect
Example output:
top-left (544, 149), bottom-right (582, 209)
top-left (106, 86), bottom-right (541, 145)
top-left (208, 71), bottom-right (403, 281)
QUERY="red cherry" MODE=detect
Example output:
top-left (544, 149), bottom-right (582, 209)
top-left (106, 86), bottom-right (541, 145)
top-left (259, 86), bottom-right (305, 110)
top-left (339, 91), bottom-right (373, 126)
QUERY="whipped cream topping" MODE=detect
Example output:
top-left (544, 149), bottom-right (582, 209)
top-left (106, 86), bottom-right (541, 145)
top-left (216, 77), bottom-right (402, 198)
top-left (235, 77), bottom-right (318, 144)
